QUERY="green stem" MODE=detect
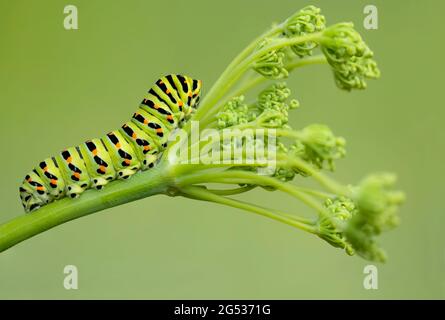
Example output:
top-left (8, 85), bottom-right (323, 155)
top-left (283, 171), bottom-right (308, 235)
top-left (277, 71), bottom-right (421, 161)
top-left (228, 54), bottom-right (327, 99)
top-left (286, 54), bottom-right (328, 71)
top-left (175, 169), bottom-right (327, 215)
top-left (179, 185), bottom-right (317, 233)
top-left (0, 161), bottom-right (173, 253)
top-left (182, 124), bottom-right (347, 196)
top-left (281, 156), bottom-right (349, 196)
top-left (192, 25), bottom-right (283, 123)
top-left (194, 33), bottom-right (323, 125)
top-left (203, 185), bottom-right (257, 196)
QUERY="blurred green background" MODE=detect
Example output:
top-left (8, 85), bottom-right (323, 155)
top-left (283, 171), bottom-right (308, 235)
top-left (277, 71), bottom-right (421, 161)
top-left (0, 0), bottom-right (443, 299)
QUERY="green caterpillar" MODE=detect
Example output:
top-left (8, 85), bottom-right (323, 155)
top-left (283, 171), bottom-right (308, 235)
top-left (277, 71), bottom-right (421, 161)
top-left (19, 74), bottom-right (202, 213)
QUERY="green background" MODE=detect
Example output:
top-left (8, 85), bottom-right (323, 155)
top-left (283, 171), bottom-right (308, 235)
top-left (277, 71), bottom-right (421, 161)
top-left (0, 0), bottom-right (443, 299)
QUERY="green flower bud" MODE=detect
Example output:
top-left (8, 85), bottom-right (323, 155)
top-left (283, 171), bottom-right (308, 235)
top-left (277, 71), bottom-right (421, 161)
top-left (317, 196), bottom-right (356, 255)
top-left (283, 5), bottom-right (326, 57)
top-left (256, 82), bottom-right (299, 129)
top-left (354, 174), bottom-right (404, 232)
top-left (320, 23), bottom-right (380, 91)
top-left (253, 39), bottom-right (289, 79)
top-left (258, 82), bottom-right (291, 108)
top-left (345, 174), bottom-right (405, 262)
top-left (217, 96), bottom-right (254, 129)
top-left (298, 124), bottom-right (346, 170)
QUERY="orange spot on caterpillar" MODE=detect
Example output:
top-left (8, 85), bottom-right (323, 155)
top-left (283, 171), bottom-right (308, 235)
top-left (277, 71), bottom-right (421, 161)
top-left (116, 143), bottom-right (121, 148)
top-left (67, 156), bottom-right (72, 163)
top-left (50, 179), bottom-right (57, 185)
top-left (73, 172), bottom-right (80, 179)
top-left (188, 92), bottom-right (192, 97)
top-left (166, 89), bottom-right (170, 94)
top-left (92, 149), bottom-right (98, 156)
top-left (143, 119), bottom-right (148, 125)
top-left (154, 104), bottom-right (159, 109)
top-left (156, 128), bottom-right (163, 133)
top-left (132, 133), bottom-right (137, 139)
top-left (167, 115), bottom-right (173, 120)
top-left (178, 101), bottom-right (183, 107)
top-left (43, 166), bottom-right (48, 171)
top-left (99, 165), bottom-right (106, 173)
top-left (124, 159), bottom-right (131, 165)
top-left (36, 186), bottom-right (44, 191)
top-left (144, 146), bottom-right (151, 151)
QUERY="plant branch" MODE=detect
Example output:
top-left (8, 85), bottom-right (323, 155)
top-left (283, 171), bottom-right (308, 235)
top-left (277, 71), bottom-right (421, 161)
top-left (178, 185), bottom-right (317, 233)
top-left (229, 54), bottom-right (328, 99)
top-left (0, 161), bottom-right (172, 252)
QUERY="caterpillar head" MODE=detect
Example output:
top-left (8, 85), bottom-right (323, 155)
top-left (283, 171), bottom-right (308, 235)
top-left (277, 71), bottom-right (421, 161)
top-left (190, 78), bottom-right (202, 109)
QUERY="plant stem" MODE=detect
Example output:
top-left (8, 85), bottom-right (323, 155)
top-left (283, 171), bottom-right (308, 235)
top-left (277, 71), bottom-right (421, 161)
top-left (0, 161), bottom-right (172, 253)
top-left (194, 33), bottom-right (323, 125)
top-left (281, 156), bottom-right (349, 196)
top-left (179, 185), bottom-right (317, 233)
top-left (203, 185), bottom-right (257, 196)
top-left (175, 169), bottom-right (327, 215)
top-left (229, 54), bottom-right (328, 98)
top-left (192, 24), bottom-right (284, 123)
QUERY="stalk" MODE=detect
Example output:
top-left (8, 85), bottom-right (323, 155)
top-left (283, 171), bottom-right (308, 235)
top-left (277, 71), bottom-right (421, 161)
top-left (178, 185), bottom-right (317, 234)
top-left (0, 161), bottom-right (172, 252)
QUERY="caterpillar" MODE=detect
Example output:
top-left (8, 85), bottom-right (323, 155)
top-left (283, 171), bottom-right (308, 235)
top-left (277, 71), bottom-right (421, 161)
top-left (19, 74), bottom-right (202, 213)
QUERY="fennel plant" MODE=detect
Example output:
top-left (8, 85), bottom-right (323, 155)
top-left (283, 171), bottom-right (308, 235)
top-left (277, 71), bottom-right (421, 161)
top-left (0, 6), bottom-right (404, 262)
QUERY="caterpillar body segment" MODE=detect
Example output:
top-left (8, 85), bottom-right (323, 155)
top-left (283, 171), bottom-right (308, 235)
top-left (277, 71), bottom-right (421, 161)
top-left (171, 74), bottom-right (192, 105)
top-left (153, 76), bottom-right (184, 115)
top-left (35, 158), bottom-right (66, 200)
top-left (19, 74), bottom-right (202, 212)
top-left (19, 182), bottom-right (45, 212)
top-left (55, 147), bottom-right (91, 199)
top-left (141, 94), bottom-right (178, 128)
top-left (102, 131), bottom-right (141, 180)
top-left (131, 108), bottom-right (169, 147)
top-left (20, 171), bottom-right (50, 207)
top-left (120, 122), bottom-right (160, 169)
top-left (78, 139), bottom-right (116, 190)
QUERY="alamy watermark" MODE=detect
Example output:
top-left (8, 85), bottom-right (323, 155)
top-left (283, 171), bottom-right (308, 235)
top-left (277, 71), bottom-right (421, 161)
top-left (63, 264), bottom-right (78, 290)
top-left (363, 264), bottom-right (378, 290)
top-left (363, 5), bottom-right (378, 30)
top-left (167, 121), bottom-right (277, 175)
top-left (63, 5), bottom-right (78, 30)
